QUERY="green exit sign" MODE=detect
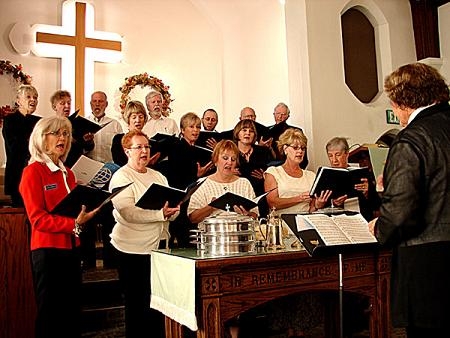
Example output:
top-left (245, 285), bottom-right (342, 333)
top-left (386, 109), bottom-right (399, 124)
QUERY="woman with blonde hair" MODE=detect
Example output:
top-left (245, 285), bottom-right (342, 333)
top-left (19, 116), bottom-right (98, 338)
top-left (2, 84), bottom-right (40, 206)
top-left (264, 128), bottom-right (331, 213)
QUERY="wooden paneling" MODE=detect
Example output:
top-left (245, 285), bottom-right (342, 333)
top-left (0, 208), bottom-right (36, 338)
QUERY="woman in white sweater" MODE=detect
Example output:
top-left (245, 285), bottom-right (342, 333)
top-left (109, 130), bottom-right (179, 338)
top-left (188, 139), bottom-right (258, 223)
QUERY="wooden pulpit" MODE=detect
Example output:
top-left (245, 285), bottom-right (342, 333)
top-left (0, 208), bottom-right (36, 338)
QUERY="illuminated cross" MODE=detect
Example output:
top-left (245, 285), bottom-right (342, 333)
top-left (32, 0), bottom-right (122, 116)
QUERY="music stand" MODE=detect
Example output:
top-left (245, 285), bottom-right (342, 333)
top-left (281, 212), bottom-right (379, 338)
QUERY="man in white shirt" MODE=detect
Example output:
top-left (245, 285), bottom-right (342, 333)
top-left (86, 91), bottom-right (123, 163)
top-left (84, 91), bottom-right (123, 269)
top-left (142, 90), bottom-right (179, 138)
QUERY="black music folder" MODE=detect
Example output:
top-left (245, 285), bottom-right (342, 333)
top-left (309, 166), bottom-right (370, 199)
top-left (252, 121), bottom-right (270, 140)
top-left (149, 133), bottom-right (178, 155)
top-left (196, 131), bottom-right (223, 148)
top-left (68, 110), bottom-right (107, 140)
top-left (51, 183), bottom-right (132, 218)
top-left (281, 212), bottom-right (378, 257)
top-left (193, 145), bottom-right (213, 166)
top-left (136, 178), bottom-right (206, 210)
top-left (208, 190), bottom-right (272, 212)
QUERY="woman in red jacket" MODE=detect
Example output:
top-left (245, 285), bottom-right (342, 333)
top-left (19, 116), bottom-right (97, 338)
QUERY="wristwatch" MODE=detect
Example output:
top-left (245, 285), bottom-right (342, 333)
top-left (73, 222), bottom-right (82, 237)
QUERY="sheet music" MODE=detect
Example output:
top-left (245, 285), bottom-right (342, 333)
top-left (71, 155), bottom-right (104, 185)
top-left (295, 213), bottom-right (377, 246)
top-left (302, 214), bottom-right (351, 245)
top-left (331, 214), bottom-right (377, 244)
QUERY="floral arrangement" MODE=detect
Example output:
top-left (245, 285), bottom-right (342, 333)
top-left (0, 105), bottom-right (13, 127)
top-left (119, 73), bottom-right (172, 115)
top-left (0, 60), bottom-right (32, 127)
top-left (0, 60), bottom-right (32, 85)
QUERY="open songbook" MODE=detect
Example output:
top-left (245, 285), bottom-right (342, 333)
top-left (135, 178), bottom-right (206, 210)
top-left (208, 188), bottom-right (274, 212)
top-left (51, 156), bottom-right (128, 218)
top-left (71, 155), bottom-right (120, 189)
top-left (282, 212), bottom-right (378, 257)
top-left (71, 155), bottom-right (105, 185)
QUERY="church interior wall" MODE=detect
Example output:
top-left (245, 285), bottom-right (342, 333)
top-left (1, 0), bottom-right (449, 171)
top-left (0, 0), bottom-right (290, 130)
top-left (299, 0), bottom-right (417, 169)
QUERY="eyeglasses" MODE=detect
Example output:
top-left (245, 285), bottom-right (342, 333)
top-left (288, 145), bottom-right (306, 151)
top-left (46, 130), bottom-right (71, 138)
top-left (129, 145), bottom-right (151, 150)
top-left (274, 112), bottom-right (288, 117)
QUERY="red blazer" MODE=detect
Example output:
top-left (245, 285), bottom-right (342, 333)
top-left (19, 161), bottom-right (78, 250)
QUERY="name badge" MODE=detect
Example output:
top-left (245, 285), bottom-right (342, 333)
top-left (44, 183), bottom-right (57, 191)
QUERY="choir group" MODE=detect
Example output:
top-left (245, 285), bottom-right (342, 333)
top-left (1, 85), bottom-right (380, 338)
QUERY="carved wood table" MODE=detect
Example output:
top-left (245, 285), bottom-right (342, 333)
top-left (151, 246), bottom-right (391, 338)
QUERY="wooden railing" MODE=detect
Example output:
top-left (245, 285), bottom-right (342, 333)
top-left (0, 208), bottom-right (36, 338)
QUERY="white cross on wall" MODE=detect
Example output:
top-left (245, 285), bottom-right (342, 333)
top-left (30, 0), bottom-right (123, 116)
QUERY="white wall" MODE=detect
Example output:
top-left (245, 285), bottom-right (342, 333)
top-left (0, 0), bottom-right (289, 127)
top-left (289, 0), bottom-right (417, 168)
top-left (0, 0), bottom-right (290, 165)
top-left (1, 0), bottom-right (449, 170)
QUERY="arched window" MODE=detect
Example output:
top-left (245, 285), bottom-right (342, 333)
top-left (341, 8), bottom-right (378, 103)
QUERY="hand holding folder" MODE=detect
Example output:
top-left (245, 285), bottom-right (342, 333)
top-left (309, 166), bottom-right (370, 199)
top-left (135, 178), bottom-right (206, 210)
top-left (69, 110), bottom-right (109, 140)
top-left (208, 189), bottom-right (273, 212)
top-left (50, 182), bottom-right (132, 218)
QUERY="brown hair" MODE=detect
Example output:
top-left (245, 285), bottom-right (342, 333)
top-left (121, 129), bottom-right (149, 149)
top-left (211, 139), bottom-right (240, 166)
top-left (123, 100), bottom-right (148, 125)
top-left (50, 90), bottom-right (71, 106)
top-left (180, 112), bottom-right (201, 131)
top-left (384, 62), bottom-right (449, 109)
top-left (233, 119), bottom-right (257, 144)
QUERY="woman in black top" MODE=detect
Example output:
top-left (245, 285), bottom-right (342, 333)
top-left (2, 85), bottom-right (40, 206)
top-left (233, 119), bottom-right (274, 218)
top-left (111, 100), bottom-right (150, 166)
top-left (165, 112), bottom-right (213, 247)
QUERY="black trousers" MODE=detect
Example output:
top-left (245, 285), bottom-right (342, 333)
top-left (31, 247), bottom-right (82, 338)
top-left (116, 249), bottom-right (164, 338)
top-left (407, 326), bottom-right (448, 338)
